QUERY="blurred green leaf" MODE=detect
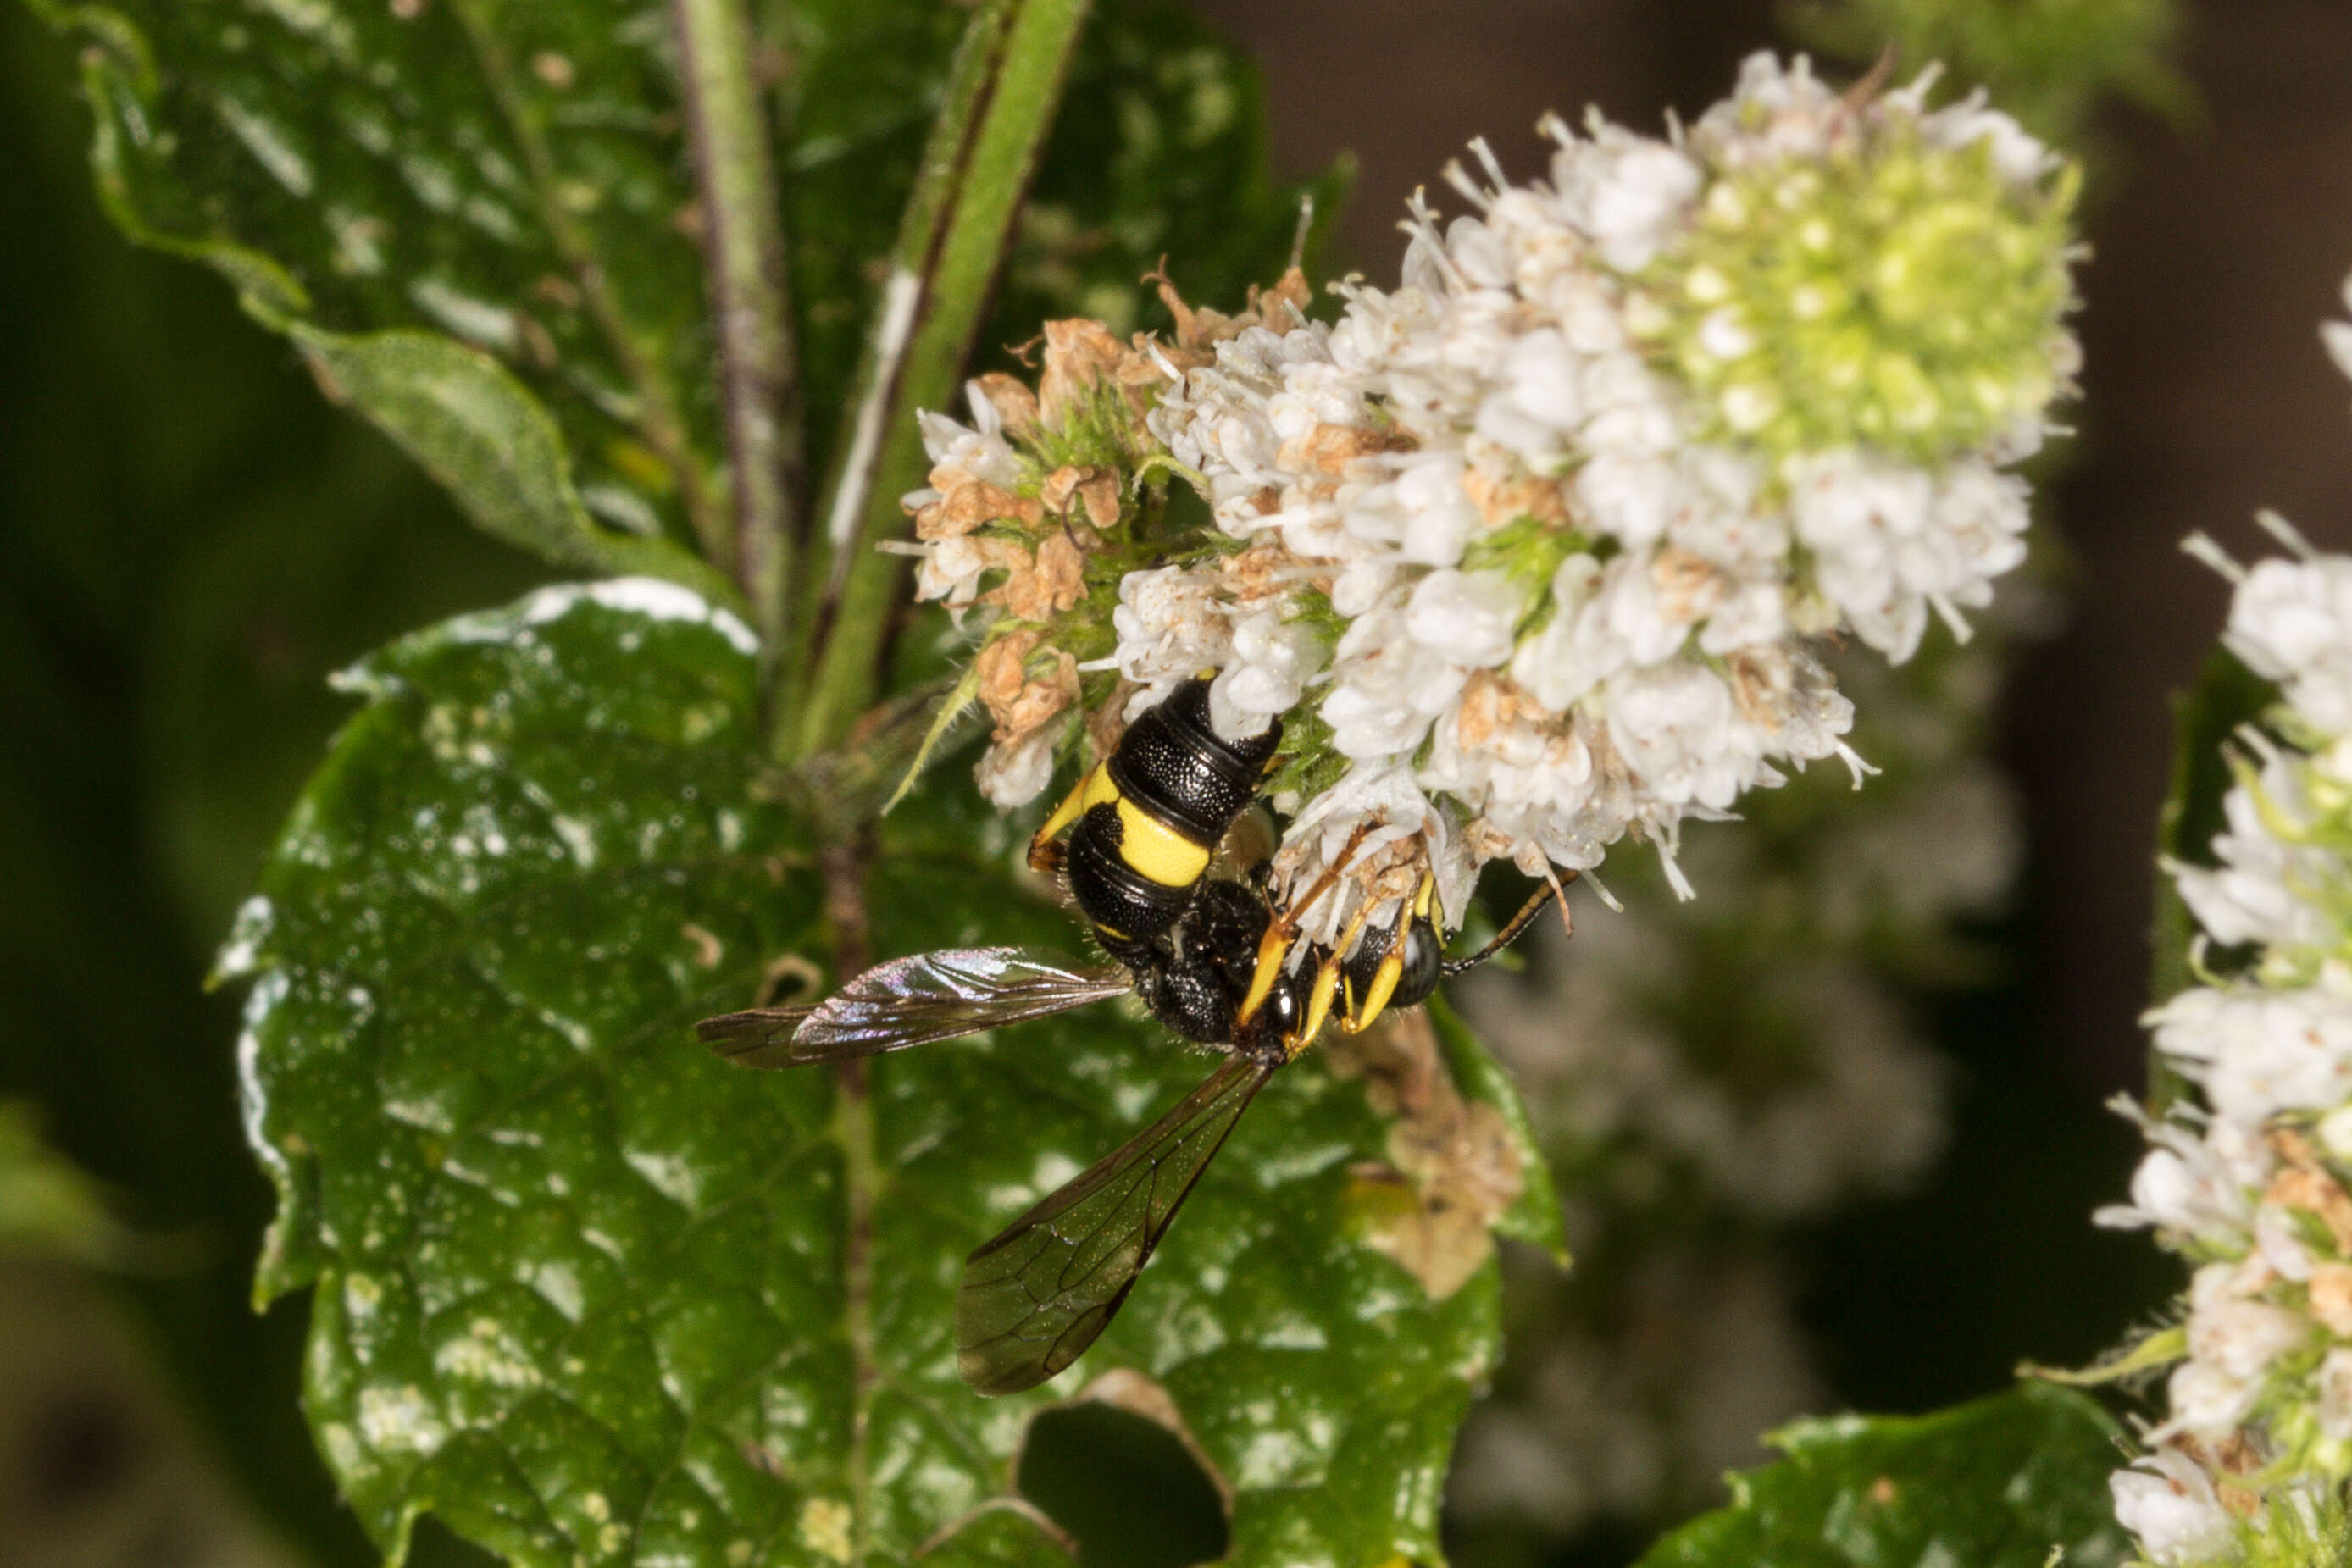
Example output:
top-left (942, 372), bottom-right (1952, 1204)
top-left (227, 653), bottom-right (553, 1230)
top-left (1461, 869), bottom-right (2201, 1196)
top-left (233, 585), bottom-right (1505, 1567)
top-left (991, 0), bottom-right (1349, 342)
top-left (25, 0), bottom-right (756, 591)
top-left (288, 324), bottom-right (740, 599)
top-left (1635, 1383), bottom-right (2133, 1568)
top-left (0, 1100), bottom-right (126, 1264)
top-left (2148, 648), bottom-right (2275, 1011)
top-left (0, 9), bottom-right (562, 1554)
top-left (22, 0), bottom-right (996, 607)
top-left (1429, 994), bottom-right (1566, 1264)
top-left (1783, 0), bottom-right (2189, 148)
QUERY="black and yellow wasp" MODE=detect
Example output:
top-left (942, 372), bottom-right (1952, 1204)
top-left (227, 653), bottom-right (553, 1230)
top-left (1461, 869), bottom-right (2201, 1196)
top-left (697, 674), bottom-right (1553, 1395)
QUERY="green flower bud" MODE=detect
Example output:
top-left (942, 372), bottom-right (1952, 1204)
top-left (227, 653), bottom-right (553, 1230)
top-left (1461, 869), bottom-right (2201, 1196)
top-left (1637, 130), bottom-right (2079, 466)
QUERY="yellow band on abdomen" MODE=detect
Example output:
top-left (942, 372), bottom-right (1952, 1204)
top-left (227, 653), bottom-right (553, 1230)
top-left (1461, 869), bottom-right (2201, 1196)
top-left (1113, 798), bottom-right (1212, 887)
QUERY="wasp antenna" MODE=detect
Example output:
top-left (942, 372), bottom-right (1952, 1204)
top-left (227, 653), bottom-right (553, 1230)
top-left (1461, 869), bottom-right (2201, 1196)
top-left (1441, 875), bottom-right (1572, 978)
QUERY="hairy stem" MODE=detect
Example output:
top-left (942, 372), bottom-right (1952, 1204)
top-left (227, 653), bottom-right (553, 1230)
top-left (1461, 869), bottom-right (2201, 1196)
top-left (670, 0), bottom-right (806, 673)
top-left (782, 0), bottom-right (1091, 762)
top-left (819, 842), bottom-right (877, 1560)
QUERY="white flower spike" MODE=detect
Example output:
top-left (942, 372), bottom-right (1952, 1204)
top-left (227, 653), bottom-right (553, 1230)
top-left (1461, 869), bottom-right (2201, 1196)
top-left (2104, 368), bottom-right (2352, 1562)
top-left (901, 53), bottom-right (2077, 970)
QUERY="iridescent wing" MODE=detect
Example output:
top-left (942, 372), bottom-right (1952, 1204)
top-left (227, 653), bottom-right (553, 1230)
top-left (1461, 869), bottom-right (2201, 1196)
top-left (696, 946), bottom-right (1131, 1068)
top-left (693, 1003), bottom-right (821, 1069)
top-left (955, 1052), bottom-right (1279, 1395)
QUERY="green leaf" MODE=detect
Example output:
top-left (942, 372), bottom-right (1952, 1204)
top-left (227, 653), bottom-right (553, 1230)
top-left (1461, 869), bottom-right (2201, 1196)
top-left (1428, 994), bottom-right (1566, 1264)
top-left (28, 0), bottom-right (750, 588)
top-left (0, 1099), bottom-right (127, 1264)
top-left (25, 0), bottom-right (994, 610)
top-left (233, 583), bottom-right (1505, 1568)
top-left (290, 324), bottom-right (738, 601)
top-left (2149, 648), bottom-right (2276, 1010)
top-left (1782, 0), bottom-right (2190, 148)
top-left (1635, 1384), bottom-right (2133, 1568)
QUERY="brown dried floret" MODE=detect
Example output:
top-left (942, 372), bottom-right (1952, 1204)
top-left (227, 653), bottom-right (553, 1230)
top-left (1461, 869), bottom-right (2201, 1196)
top-left (913, 476), bottom-right (1046, 541)
top-left (1218, 540), bottom-right (1312, 606)
top-left (1040, 464), bottom-right (1123, 529)
top-left (1003, 651), bottom-right (1080, 740)
top-left (975, 630), bottom-right (1042, 720)
top-left (1650, 545), bottom-right (1726, 623)
top-left (1461, 467), bottom-right (1573, 528)
top-left (989, 527), bottom-right (1096, 623)
top-left (1726, 647), bottom-right (1800, 731)
top-left (975, 630), bottom-right (1081, 746)
top-left (970, 372), bottom-right (1040, 438)
top-left (1329, 1010), bottom-right (1524, 1299)
top-left (1040, 318), bottom-right (1167, 428)
top-left (1275, 421), bottom-right (1417, 475)
top-left (1452, 671), bottom-right (1562, 751)
top-left (1149, 264), bottom-right (1315, 362)
top-left (2266, 1128), bottom-right (2352, 1253)
top-left (2309, 1263), bottom-right (2352, 1337)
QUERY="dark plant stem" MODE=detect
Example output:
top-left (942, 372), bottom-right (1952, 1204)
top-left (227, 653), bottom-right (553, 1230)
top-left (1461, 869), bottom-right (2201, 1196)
top-left (670, 0), bottom-right (806, 678)
top-left (820, 841), bottom-right (877, 1561)
top-left (782, 0), bottom-right (1091, 762)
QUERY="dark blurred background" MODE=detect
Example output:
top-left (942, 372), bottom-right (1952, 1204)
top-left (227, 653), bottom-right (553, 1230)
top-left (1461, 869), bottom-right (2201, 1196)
top-left (5, 1), bottom-right (2351, 1564)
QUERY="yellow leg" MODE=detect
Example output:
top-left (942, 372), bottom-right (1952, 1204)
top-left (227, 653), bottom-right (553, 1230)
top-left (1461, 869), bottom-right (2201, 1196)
top-left (1342, 951), bottom-right (1405, 1035)
top-left (1292, 958), bottom-right (1340, 1057)
top-left (1028, 763), bottom-right (1104, 873)
top-left (1299, 896), bottom-right (1385, 1044)
top-left (1238, 924), bottom-right (1299, 1027)
top-left (1237, 822), bottom-right (1372, 1023)
top-left (1340, 869), bottom-right (1435, 1035)
top-left (1411, 867), bottom-right (1439, 924)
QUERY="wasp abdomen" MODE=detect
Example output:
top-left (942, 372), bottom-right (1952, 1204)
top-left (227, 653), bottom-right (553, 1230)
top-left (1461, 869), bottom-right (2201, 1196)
top-left (1066, 802), bottom-right (1199, 945)
top-left (1104, 678), bottom-right (1280, 841)
top-left (1059, 677), bottom-right (1284, 948)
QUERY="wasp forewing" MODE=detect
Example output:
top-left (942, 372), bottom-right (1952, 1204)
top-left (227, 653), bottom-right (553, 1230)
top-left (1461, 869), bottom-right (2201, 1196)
top-left (955, 1052), bottom-right (1278, 1395)
top-left (696, 945), bottom-right (1129, 1067)
top-left (693, 1004), bottom-right (823, 1068)
top-left (696, 945), bottom-right (1130, 1067)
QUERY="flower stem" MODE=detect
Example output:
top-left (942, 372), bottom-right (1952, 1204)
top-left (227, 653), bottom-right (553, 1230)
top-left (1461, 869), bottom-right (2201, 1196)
top-left (819, 841), bottom-right (877, 1560)
top-left (669, 0), bottom-right (805, 680)
top-left (781, 0), bottom-right (1091, 763)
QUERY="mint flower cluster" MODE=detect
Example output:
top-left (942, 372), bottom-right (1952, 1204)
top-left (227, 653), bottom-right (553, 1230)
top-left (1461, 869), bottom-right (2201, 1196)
top-left (2105, 287), bottom-right (2352, 1565)
top-left (903, 53), bottom-right (2078, 956)
top-left (2105, 534), bottom-right (2352, 1565)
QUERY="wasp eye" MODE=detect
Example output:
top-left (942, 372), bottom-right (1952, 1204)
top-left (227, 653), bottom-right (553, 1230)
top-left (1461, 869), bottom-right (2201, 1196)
top-left (1395, 921), bottom-right (1444, 1008)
